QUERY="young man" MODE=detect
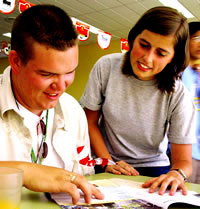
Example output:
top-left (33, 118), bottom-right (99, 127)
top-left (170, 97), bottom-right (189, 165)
top-left (0, 4), bottom-right (103, 204)
top-left (182, 22), bottom-right (200, 184)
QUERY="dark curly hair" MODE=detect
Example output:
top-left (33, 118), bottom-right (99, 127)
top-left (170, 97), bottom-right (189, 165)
top-left (121, 6), bottom-right (189, 94)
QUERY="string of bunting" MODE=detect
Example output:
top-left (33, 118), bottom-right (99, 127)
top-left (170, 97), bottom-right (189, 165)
top-left (0, 0), bottom-right (129, 56)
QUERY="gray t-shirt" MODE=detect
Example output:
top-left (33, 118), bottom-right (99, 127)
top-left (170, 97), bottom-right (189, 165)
top-left (80, 53), bottom-right (196, 167)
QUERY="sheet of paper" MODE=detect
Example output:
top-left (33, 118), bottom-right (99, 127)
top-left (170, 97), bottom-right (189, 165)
top-left (50, 178), bottom-right (200, 209)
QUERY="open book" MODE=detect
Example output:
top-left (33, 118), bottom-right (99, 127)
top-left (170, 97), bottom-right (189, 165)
top-left (51, 178), bottom-right (200, 209)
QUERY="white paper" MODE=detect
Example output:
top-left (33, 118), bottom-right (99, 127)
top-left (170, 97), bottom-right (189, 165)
top-left (50, 178), bottom-right (200, 209)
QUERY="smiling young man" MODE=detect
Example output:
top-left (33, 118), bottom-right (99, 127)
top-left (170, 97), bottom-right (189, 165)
top-left (0, 4), bottom-right (103, 204)
top-left (10, 42), bottom-right (78, 115)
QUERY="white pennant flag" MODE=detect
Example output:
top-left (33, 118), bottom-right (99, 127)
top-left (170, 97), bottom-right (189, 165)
top-left (0, 0), bottom-right (16, 14)
top-left (97, 31), bottom-right (112, 50)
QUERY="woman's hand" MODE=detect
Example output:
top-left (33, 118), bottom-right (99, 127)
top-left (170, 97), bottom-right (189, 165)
top-left (142, 171), bottom-right (187, 195)
top-left (105, 160), bottom-right (139, 176)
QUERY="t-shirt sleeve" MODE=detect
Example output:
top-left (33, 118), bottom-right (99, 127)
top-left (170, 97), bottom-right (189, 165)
top-left (80, 55), bottom-right (110, 110)
top-left (167, 82), bottom-right (196, 144)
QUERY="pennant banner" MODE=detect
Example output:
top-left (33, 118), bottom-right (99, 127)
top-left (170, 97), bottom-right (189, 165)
top-left (97, 31), bottom-right (112, 50)
top-left (76, 21), bottom-right (90, 41)
top-left (120, 38), bottom-right (129, 53)
top-left (0, 2), bottom-right (128, 53)
top-left (1, 41), bottom-right (11, 56)
top-left (18, 0), bottom-right (34, 13)
top-left (0, 0), bottom-right (16, 14)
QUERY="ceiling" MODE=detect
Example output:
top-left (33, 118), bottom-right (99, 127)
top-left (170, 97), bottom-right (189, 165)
top-left (0, 0), bottom-right (200, 48)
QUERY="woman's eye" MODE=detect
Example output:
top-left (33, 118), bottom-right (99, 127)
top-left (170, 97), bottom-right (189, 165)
top-left (157, 51), bottom-right (166, 57)
top-left (140, 42), bottom-right (149, 48)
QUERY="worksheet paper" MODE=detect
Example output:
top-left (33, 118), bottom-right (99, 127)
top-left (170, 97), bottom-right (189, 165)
top-left (50, 178), bottom-right (200, 209)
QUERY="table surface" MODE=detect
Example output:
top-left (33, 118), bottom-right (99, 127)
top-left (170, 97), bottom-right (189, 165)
top-left (20, 173), bottom-right (200, 209)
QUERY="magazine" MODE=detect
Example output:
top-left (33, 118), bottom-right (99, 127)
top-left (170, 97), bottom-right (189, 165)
top-left (50, 178), bottom-right (200, 209)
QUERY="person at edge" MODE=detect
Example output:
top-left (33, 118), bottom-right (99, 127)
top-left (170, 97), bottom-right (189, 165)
top-left (80, 6), bottom-right (196, 195)
top-left (182, 22), bottom-right (200, 184)
top-left (0, 4), bottom-right (103, 204)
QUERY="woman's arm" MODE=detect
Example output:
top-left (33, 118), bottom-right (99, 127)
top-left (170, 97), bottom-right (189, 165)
top-left (84, 108), bottom-right (139, 176)
top-left (170, 143), bottom-right (192, 178)
top-left (84, 108), bottom-right (111, 160)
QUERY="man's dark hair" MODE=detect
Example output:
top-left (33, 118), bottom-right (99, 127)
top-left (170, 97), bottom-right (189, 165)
top-left (189, 22), bottom-right (200, 36)
top-left (11, 4), bottom-right (78, 65)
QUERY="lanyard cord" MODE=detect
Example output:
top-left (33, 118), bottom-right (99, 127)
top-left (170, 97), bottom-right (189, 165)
top-left (10, 69), bottom-right (48, 164)
top-left (31, 109), bottom-right (49, 164)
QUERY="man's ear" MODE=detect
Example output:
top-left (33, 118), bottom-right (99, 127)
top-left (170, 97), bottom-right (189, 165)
top-left (8, 50), bottom-right (22, 74)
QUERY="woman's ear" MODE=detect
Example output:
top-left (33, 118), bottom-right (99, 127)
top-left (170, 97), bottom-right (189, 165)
top-left (8, 50), bottom-right (22, 74)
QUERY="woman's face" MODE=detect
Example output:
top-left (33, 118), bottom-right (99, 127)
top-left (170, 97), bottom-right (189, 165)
top-left (130, 29), bottom-right (175, 81)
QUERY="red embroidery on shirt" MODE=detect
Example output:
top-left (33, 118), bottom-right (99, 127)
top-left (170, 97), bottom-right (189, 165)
top-left (77, 146), bottom-right (95, 167)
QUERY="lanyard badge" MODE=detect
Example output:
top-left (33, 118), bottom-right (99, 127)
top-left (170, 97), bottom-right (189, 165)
top-left (31, 110), bottom-right (49, 164)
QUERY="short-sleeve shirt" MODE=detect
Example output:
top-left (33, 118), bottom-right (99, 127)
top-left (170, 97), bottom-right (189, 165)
top-left (80, 53), bottom-right (196, 167)
top-left (182, 66), bottom-right (200, 160)
top-left (0, 66), bottom-right (94, 175)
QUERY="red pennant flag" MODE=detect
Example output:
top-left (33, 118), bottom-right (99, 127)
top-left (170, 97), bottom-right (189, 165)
top-left (18, 0), bottom-right (34, 13)
top-left (97, 31), bottom-right (112, 50)
top-left (120, 38), bottom-right (129, 53)
top-left (0, 0), bottom-right (16, 14)
top-left (76, 21), bottom-right (90, 41)
top-left (1, 41), bottom-right (7, 49)
top-left (1, 41), bottom-right (11, 56)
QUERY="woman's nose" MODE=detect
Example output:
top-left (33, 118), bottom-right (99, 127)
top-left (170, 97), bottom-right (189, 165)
top-left (143, 50), bottom-right (154, 63)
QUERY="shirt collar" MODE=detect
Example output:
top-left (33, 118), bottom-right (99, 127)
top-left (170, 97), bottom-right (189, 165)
top-left (0, 67), bottom-right (67, 131)
top-left (0, 66), bottom-right (19, 119)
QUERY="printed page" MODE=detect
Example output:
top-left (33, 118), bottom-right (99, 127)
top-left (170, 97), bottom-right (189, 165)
top-left (50, 178), bottom-right (200, 209)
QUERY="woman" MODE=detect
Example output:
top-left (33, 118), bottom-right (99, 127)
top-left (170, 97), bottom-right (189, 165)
top-left (80, 6), bottom-right (195, 195)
